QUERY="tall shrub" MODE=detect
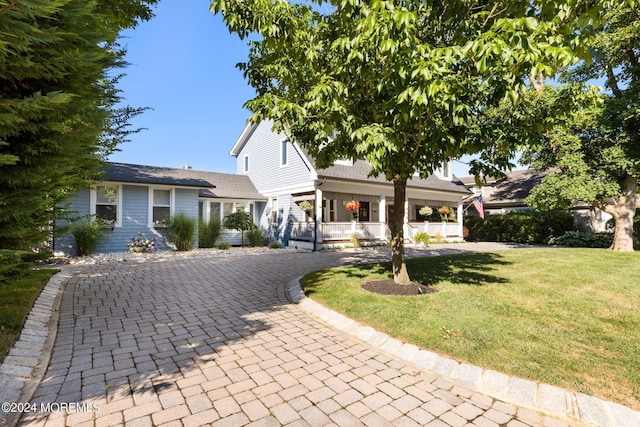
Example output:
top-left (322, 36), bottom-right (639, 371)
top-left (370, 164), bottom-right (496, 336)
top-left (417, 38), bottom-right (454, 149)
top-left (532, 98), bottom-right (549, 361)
top-left (198, 218), bottom-right (221, 248)
top-left (167, 213), bottom-right (196, 251)
top-left (71, 220), bottom-right (104, 256)
top-left (246, 228), bottom-right (266, 247)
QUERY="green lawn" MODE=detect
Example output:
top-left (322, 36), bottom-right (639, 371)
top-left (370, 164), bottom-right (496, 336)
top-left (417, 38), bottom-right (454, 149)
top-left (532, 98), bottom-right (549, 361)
top-left (0, 269), bottom-right (58, 362)
top-left (301, 248), bottom-right (640, 410)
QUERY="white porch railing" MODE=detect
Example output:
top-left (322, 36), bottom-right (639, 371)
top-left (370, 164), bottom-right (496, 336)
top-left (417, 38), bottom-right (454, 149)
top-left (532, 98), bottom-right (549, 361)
top-left (290, 222), bottom-right (387, 241)
top-left (406, 221), bottom-right (463, 240)
top-left (323, 222), bottom-right (387, 241)
top-left (290, 221), bottom-right (462, 242)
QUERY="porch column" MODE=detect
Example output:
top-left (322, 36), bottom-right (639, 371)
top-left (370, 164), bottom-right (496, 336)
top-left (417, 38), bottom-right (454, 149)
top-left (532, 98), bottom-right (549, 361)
top-left (204, 201), bottom-right (211, 223)
top-left (403, 199), bottom-right (409, 226)
top-left (379, 196), bottom-right (386, 240)
top-left (315, 188), bottom-right (323, 249)
top-left (457, 200), bottom-right (464, 237)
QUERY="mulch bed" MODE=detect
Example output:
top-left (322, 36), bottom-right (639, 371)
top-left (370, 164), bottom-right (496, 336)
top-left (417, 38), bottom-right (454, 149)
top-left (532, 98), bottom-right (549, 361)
top-left (361, 279), bottom-right (437, 296)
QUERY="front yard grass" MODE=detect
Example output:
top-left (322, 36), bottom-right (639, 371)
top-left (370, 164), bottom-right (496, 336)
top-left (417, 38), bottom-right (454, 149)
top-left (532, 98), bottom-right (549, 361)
top-left (0, 269), bottom-right (58, 362)
top-left (300, 248), bottom-right (640, 410)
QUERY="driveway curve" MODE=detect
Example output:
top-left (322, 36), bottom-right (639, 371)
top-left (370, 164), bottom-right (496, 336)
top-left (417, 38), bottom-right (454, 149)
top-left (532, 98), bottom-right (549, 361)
top-left (16, 245), bottom-right (588, 426)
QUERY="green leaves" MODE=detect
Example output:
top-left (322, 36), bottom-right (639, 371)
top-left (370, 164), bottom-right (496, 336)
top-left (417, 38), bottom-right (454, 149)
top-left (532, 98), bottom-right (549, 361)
top-left (0, 0), bottom-right (158, 248)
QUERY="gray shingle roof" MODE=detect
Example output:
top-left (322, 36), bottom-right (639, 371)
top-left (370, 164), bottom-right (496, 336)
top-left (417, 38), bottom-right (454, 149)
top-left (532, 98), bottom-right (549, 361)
top-left (460, 169), bottom-right (552, 203)
top-left (103, 163), bottom-right (266, 201)
top-left (314, 158), bottom-right (471, 194)
top-left (484, 169), bottom-right (550, 203)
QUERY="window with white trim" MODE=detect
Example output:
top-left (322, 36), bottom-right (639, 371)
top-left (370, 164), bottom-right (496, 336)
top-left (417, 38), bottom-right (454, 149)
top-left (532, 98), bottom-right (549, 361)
top-left (281, 140), bottom-right (288, 166)
top-left (152, 189), bottom-right (171, 226)
top-left (244, 155), bottom-right (249, 173)
top-left (95, 185), bottom-right (118, 224)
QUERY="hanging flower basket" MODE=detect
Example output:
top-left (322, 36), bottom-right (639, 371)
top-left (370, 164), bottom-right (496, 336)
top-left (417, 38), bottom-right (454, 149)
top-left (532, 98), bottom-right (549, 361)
top-left (345, 200), bottom-right (361, 213)
top-left (419, 206), bottom-right (433, 217)
top-left (298, 200), bottom-right (313, 212)
top-left (438, 206), bottom-right (451, 221)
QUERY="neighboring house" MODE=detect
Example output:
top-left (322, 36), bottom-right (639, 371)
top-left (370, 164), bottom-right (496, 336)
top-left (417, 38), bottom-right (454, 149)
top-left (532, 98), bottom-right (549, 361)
top-left (461, 169), bottom-right (611, 232)
top-left (230, 120), bottom-right (471, 249)
top-left (55, 162), bottom-right (266, 255)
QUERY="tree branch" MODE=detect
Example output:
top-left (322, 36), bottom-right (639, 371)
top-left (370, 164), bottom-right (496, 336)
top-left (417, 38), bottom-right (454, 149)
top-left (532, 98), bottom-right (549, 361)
top-left (604, 61), bottom-right (623, 98)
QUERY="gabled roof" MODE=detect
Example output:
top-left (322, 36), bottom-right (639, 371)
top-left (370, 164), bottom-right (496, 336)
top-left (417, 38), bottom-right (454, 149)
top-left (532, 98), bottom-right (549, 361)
top-left (103, 163), bottom-right (266, 201)
top-left (229, 123), bottom-right (258, 157)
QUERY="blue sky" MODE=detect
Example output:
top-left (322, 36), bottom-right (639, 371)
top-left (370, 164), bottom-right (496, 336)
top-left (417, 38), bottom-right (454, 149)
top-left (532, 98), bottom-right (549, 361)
top-left (109, 0), bottom-right (480, 177)
top-left (109, 0), bottom-right (254, 174)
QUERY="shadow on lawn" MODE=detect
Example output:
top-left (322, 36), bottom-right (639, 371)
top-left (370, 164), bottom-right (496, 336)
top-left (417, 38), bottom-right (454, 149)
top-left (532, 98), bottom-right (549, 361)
top-left (305, 251), bottom-right (512, 292)
top-left (408, 252), bottom-right (512, 287)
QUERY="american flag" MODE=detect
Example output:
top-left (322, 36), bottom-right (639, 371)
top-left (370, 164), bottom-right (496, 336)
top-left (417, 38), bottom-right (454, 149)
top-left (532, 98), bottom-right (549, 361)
top-left (472, 195), bottom-right (484, 219)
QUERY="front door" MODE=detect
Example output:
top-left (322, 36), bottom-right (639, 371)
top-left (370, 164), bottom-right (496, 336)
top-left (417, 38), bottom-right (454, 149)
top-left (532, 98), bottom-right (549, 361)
top-left (358, 201), bottom-right (370, 222)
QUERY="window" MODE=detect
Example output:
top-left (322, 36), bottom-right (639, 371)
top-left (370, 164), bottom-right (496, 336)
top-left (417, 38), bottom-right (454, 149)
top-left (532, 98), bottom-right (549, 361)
top-left (152, 189), bottom-right (171, 226)
top-left (271, 198), bottom-right (278, 223)
top-left (244, 155), bottom-right (249, 173)
top-left (281, 140), bottom-right (288, 166)
top-left (211, 202), bottom-right (221, 222)
top-left (442, 161), bottom-right (451, 178)
top-left (95, 185), bottom-right (118, 224)
top-left (223, 202), bottom-right (234, 218)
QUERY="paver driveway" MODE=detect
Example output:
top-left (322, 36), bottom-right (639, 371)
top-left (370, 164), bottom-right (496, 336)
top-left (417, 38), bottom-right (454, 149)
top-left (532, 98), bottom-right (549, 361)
top-left (18, 247), bottom-right (583, 426)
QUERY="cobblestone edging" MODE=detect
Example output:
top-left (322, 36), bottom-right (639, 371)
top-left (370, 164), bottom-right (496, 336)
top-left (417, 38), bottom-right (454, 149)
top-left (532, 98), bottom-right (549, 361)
top-left (0, 268), bottom-right (76, 426)
top-left (287, 277), bottom-right (640, 427)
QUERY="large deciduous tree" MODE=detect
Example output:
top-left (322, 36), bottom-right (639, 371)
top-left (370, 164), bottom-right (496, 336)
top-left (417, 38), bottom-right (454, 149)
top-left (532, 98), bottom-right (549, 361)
top-left (212, 0), bottom-right (606, 283)
top-left (522, 2), bottom-right (639, 251)
top-left (0, 0), bottom-right (158, 249)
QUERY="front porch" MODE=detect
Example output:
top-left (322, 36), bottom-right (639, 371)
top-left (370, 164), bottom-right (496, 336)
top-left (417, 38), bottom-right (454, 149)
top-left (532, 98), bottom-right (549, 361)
top-left (287, 189), bottom-right (465, 248)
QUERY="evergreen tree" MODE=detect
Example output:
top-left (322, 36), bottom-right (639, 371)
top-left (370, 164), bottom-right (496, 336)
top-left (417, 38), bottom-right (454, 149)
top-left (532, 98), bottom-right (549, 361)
top-left (0, 0), bottom-right (158, 249)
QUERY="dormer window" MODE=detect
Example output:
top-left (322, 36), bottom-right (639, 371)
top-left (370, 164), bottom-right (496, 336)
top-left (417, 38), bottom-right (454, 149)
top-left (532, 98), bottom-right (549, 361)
top-left (334, 157), bottom-right (353, 166)
top-left (435, 160), bottom-right (452, 180)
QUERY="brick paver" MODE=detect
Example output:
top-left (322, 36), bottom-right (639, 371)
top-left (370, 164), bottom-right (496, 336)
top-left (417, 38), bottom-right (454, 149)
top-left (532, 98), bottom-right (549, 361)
top-left (14, 247), bottom-right (592, 426)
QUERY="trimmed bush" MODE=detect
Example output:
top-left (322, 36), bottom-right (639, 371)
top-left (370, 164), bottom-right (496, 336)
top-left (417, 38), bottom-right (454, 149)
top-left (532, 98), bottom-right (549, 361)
top-left (71, 219), bottom-right (104, 256)
top-left (217, 241), bottom-right (231, 250)
top-left (465, 210), bottom-right (575, 244)
top-left (246, 228), bottom-right (266, 247)
top-left (198, 218), bottom-right (221, 248)
top-left (548, 231), bottom-right (613, 248)
top-left (268, 242), bottom-right (282, 249)
top-left (167, 213), bottom-right (196, 251)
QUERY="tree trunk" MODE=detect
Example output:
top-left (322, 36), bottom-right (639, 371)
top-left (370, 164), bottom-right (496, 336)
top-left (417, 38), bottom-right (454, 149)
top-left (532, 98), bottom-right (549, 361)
top-left (390, 176), bottom-right (411, 285)
top-left (607, 175), bottom-right (637, 252)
